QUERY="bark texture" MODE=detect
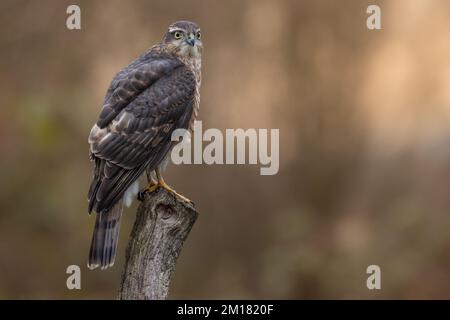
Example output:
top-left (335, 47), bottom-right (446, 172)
top-left (118, 188), bottom-right (198, 300)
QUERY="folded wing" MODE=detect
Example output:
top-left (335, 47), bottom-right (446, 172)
top-left (88, 55), bottom-right (195, 214)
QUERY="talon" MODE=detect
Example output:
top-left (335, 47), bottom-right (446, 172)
top-left (137, 181), bottom-right (158, 201)
top-left (155, 169), bottom-right (193, 204)
top-left (137, 189), bottom-right (147, 201)
top-left (159, 180), bottom-right (193, 204)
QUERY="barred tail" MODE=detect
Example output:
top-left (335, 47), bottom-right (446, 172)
top-left (88, 199), bottom-right (123, 270)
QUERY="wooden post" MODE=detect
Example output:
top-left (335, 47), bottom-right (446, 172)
top-left (118, 188), bottom-right (198, 300)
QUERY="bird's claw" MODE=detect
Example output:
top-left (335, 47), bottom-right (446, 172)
top-left (137, 181), bottom-right (194, 206)
top-left (137, 182), bottom-right (158, 201)
top-left (159, 181), bottom-right (194, 205)
top-left (137, 189), bottom-right (147, 201)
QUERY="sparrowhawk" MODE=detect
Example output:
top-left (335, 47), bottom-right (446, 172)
top-left (87, 20), bottom-right (202, 270)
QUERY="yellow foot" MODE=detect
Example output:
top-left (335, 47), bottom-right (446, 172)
top-left (147, 182), bottom-right (159, 193)
top-left (137, 181), bottom-right (158, 201)
top-left (159, 180), bottom-right (193, 204)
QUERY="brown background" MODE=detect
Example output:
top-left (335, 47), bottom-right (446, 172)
top-left (1, 0), bottom-right (450, 299)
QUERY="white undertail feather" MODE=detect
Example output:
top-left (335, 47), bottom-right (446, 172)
top-left (124, 180), bottom-right (140, 207)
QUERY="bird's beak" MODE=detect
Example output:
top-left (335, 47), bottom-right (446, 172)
top-left (185, 33), bottom-right (196, 47)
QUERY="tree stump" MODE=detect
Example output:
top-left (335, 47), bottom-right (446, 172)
top-left (118, 187), bottom-right (198, 300)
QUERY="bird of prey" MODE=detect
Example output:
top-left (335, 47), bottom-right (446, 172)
top-left (87, 21), bottom-right (202, 270)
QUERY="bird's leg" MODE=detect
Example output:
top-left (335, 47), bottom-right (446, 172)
top-left (156, 168), bottom-right (193, 204)
top-left (145, 170), bottom-right (158, 191)
top-left (138, 170), bottom-right (158, 201)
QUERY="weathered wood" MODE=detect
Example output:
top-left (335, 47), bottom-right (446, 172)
top-left (118, 187), bottom-right (198, 300)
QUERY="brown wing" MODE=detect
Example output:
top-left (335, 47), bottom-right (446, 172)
top-left (96, 53), bottom-right (184, 128)
top-left (88, 61), bottom-right (195, 214)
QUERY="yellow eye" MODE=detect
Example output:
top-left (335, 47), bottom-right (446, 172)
top-left (173, 31), bottom-right (182, 39)
top-left (196, 31), bottom-right (201, 40)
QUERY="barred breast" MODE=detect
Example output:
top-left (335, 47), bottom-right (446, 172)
top-left (182, 57), bottom-right (201, 132)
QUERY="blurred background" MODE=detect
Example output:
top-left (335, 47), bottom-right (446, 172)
top-left (0, 0), bottom-right (450, 299)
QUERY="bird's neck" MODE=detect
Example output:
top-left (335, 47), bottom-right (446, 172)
top-left (149, 43), bottom-right (201, 83)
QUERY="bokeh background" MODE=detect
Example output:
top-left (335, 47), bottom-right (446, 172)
top-left (1, 0), bottom-right (450, 299)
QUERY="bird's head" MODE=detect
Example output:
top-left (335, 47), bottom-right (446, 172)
top-left (162, 20), bottom-right (202, 60)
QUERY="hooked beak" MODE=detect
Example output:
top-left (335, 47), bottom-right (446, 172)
top-left (185, 33), bottom-right (196, 47)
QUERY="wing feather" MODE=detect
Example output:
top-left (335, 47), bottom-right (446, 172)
top-left (96, 53), bottom-right (184, 128)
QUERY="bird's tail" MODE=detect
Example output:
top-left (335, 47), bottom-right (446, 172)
top-left (88, 198), bottom-right (123, 270)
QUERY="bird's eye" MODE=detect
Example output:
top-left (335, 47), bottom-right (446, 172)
top-left (196, 31), bottom-right (201, 40)
top-left (173, 31), bottom-right (183, 39)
